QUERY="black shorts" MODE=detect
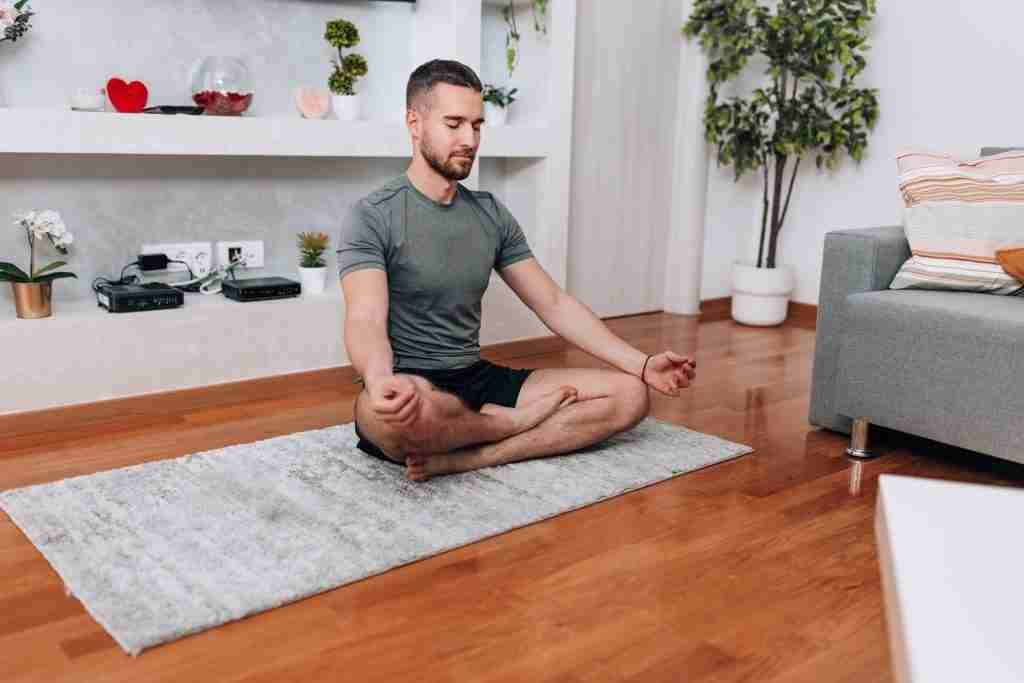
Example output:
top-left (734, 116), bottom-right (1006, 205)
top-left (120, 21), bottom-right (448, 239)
top-left (354, 359), bottom-right (535, 467)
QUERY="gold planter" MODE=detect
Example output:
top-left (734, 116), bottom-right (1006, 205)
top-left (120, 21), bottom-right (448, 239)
top-left (11, 282), bottom-right (53, 319)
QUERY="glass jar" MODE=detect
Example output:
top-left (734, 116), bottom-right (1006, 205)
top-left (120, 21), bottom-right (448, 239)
top-left (190, 57), bottom-right (254, 116)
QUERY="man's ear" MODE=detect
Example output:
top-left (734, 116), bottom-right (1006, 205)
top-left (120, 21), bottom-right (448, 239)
top-left (406, 108), bottom-right (420, 137)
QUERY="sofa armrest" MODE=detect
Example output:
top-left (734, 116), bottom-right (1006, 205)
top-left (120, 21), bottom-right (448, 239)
top-left (809, 226), bottom-right (911, 433)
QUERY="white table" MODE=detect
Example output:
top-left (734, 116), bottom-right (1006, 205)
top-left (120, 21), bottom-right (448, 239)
top-left (875, 475), bottom-right (1024, 682)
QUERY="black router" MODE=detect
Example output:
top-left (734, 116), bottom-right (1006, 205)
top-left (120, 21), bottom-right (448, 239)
top-left (221, 276), bottom-right (302, 302)
top-left (96, 282), bottom-right (184, 313)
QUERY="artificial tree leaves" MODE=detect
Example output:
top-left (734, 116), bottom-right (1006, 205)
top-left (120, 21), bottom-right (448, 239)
top-left (684, 0), bottom-right (879, 268)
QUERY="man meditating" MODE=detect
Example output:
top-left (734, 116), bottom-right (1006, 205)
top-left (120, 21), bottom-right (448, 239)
top-left (339, 59), bottom-right (697, 482)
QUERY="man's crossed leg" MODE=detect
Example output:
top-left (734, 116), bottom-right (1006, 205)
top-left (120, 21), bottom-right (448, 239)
top-left (355, 368), bottom-right (651, 481)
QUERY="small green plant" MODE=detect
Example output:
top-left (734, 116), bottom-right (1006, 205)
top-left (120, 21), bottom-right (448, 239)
top-left (325, 19), bottom-right (368, 96)
top-left (297, 231), bottom-right (330, 268)
top-left (0, 210), bottom-right (77, 283)
top-left (482, 84), bottom-right (518, 109)
top-left (683, 0), bottom-right (880, 269)
top-left (0, 1), bottom-right (34, 44)
top-left (501, 0), bottom-right (549, 78)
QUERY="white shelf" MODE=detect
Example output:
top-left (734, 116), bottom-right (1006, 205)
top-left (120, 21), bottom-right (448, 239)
top-left (2, 286), bottom-right (350, 416)
top-left (8, 285), bottom-right (339, 324)
top-left (0, 108), bottom-right (551, 158)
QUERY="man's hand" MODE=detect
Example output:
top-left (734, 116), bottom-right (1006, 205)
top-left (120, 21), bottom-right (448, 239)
top-left (367, 375), bottom-right (422, 426)
top-left (642, 351), bottom-right (697, 397)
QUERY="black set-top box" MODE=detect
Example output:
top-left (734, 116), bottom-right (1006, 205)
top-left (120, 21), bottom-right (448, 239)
top-left (96, 282), bottom-right (184, 313)
top-left (221, 276), bottom-right (301, 302)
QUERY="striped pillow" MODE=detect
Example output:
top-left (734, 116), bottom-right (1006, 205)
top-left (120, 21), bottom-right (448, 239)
top-left (890, 149), bottom-right (1024, 295)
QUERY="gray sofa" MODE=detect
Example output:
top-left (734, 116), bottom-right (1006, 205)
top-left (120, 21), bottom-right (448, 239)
top-left (809, 225), bottom-right (1024, 465)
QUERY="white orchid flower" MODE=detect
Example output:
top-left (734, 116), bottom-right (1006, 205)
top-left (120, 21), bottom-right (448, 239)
top-left (35, 209), bottom-right (62, 228)
top-left (12, 210), bottom-right (36, 227)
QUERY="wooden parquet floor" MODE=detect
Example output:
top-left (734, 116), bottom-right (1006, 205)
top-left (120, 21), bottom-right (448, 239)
top-left (3, 312), bottom-right (1023, 682)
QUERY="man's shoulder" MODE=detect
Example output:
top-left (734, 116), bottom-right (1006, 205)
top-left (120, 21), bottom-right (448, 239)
top-left (462, 186), bottom-right (507, 219)
top-left (361, 175), bottom-right (411, 208)
top-left (464, 186), bottom-right (498, 206)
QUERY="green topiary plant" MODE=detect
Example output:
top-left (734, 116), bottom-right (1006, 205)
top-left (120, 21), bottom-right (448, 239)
top-left (325, 19), bottom-right (368, 96)
top-left (297, 231), bottom-right (330, 269)
top-left (683, 0), bottom-right (880, 269)
top-left (482, 84), bottom-right (518, 109)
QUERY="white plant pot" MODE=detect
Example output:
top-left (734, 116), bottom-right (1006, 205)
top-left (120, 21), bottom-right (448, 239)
top-left (332, 94), bottom-right (361, 121)
top-left (730, 262), bottom-right (795, 326)
top-left (484, 101), bottom-right (508, 127)
top-left (298, 266), bottom-right (327, 295)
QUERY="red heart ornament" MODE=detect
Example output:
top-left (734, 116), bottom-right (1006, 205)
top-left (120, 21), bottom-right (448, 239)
top-left (106, 78), bottom-right (149, 113)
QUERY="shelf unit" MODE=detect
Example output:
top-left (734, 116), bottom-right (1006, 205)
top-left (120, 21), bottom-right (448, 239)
top-left (0, 0), bottom-right (577, 416)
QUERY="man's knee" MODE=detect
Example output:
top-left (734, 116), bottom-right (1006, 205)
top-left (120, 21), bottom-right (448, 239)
top-left (615, 374), bottom-right (650, 430)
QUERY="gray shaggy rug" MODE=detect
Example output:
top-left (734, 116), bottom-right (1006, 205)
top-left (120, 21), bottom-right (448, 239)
top-left (0, 418), bottom-right (751, 656)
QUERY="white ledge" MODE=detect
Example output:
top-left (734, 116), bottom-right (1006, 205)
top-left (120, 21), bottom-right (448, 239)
top-left (0, 108), bottom-right (551, 158)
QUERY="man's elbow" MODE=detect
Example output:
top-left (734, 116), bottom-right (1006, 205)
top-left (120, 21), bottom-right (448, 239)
top-left (534, 288), bottom-right (571, 322)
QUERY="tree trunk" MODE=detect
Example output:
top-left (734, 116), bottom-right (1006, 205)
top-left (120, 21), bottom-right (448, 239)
top-left (757, 162), bottom-right (769, 268)
top-left (768, 155), bottom-right (802, 270)
top-left (767, 154), bottom-right (786, 269)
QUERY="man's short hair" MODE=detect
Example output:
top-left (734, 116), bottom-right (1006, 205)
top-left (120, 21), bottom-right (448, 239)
top-left (406, 59), bottom-right (483, 112)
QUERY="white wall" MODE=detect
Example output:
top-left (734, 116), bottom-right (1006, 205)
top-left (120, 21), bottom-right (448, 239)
top-left (699, 2), bottom-right (1024, 305)
top-left (566, 0), bottom-right (683, 317)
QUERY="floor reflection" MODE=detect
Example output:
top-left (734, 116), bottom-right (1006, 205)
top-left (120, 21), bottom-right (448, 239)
top-left (848, 459), bottom-right (864, 496)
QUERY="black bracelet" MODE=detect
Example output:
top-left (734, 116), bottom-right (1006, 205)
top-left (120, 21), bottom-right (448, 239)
top-left (641, 354), bottom-right (653, 383)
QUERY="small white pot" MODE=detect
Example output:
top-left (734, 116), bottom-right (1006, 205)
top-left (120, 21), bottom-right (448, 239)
top-left (332, 94), bottom-right (361, 121)
top-left (730, 262), bottom-right (795, 326)
top-left (298, 266), bottom-right (327, 295)
top-left (484, 101), bottom-right (508, 127)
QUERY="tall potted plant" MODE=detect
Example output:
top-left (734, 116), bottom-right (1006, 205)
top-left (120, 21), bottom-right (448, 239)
top-left (683, 0), bottom-right (879, 325)
top-left (325, 18), bottom-right (368, 122)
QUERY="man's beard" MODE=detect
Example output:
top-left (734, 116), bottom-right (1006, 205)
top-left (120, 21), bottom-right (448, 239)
top-left (421, 129), bottom-right (474, 181)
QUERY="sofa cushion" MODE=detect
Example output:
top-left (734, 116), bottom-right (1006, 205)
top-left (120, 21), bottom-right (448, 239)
top-left (890, 149), bottom-right (1024, 295)
top-left (835, 290), bottom-right (1024, 461)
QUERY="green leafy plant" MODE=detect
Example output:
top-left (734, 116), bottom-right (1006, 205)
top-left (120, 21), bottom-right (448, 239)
top-left (683, 0), bottom-right (879, 269)
top-left (501, 0), bottom-right (549, 79)
top-left (0, 210), bottom-right (77, 284)
top-left (482, 84), bottom-right (518, 109)
top-left (297, 231), bottom-right (330, 269)
top-left (0, 1), bottom-right (34, 44)
top-left (325, 19), bottom-right (368, 96)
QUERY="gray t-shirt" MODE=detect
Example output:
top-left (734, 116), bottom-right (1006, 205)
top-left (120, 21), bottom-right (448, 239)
top-left (337, 173), bottom-right (534, 370)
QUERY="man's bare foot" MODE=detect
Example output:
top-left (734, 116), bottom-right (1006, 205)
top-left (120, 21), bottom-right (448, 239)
top-left (481, 385), bottom-right (578, 436)
top-left (404, 386), bottom-right (579, 482)
top-left (405, 450), bottom-right (486, 482)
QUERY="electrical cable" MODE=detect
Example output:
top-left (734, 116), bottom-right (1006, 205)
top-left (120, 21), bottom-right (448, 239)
top-left (166, 256), bottom-right (247, 295)
top-left (94, 256), bottom-right (244, 295)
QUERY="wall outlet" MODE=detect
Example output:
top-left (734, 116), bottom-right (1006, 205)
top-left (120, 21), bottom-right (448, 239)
top-left (140, 242), bottom-right (212, 278)
top-left (216, 240), bottom-right (264, 269)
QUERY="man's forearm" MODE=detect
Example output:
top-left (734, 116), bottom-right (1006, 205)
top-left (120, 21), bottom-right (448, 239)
top-left (540, 293), bottom-right (648, 378)
top-left (345, 320), bottom-right (394, 389)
